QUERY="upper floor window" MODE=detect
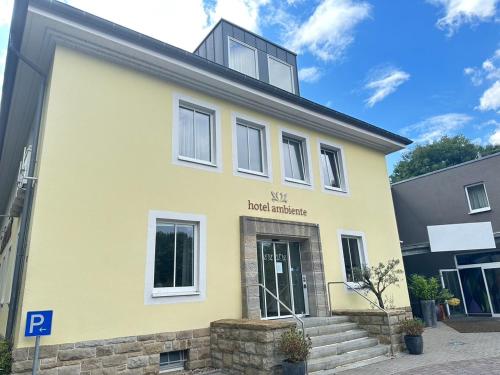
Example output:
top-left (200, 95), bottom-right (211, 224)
top-left (465, 183), bottom-right (490, 214)
top-left (228, 38), bottom-right (258, 79)
top-left (319, 143), bottom-right (347, 193)
top-left (172, 94), bottom-right (222, 172)
top-left (268, 56), bottom-right (294, 93)
top-left (281, 132), bottom-right (311, 185)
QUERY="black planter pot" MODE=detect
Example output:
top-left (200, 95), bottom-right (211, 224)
top-left (404, 335), bottom-right (423, 355)
top-left (420, 300), bottom-right (437, 327)
top-left (282, 360), bottom-right (306, 375)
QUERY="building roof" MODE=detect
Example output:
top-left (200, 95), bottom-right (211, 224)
top-left (0, 0), bottom-right (412, 164)
top-left (391, 152), bottom-right (500, 186)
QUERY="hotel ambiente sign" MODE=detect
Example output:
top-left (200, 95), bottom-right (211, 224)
top-left (247, 192), bottom-right (308, 217)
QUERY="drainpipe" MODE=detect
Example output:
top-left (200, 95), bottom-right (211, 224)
top-left (5, 44), bottom-right (47, 343)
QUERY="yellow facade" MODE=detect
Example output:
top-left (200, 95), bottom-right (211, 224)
top-left (14, 46), bottom-right (409, 347)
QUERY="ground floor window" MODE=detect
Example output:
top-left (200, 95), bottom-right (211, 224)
top-left (145, 211), bottom-right (206, 304)
top-left (338, 231), bottom-right (368, 285)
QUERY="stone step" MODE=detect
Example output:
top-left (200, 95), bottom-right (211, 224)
top-left (309, 337), bottom-right (379, 359)
top-left (306, 322), bottom-right (359, 337)
top-left (299, 316), bottom-right (351, 328)
top-left (308, 345), bottom-right (390, 373)
top-left (310, 330), bottom-right (368, 347)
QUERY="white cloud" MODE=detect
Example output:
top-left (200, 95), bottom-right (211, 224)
top-left (464, 66), bottom-right (484, 85)
top-left (0, 0), bottom-right (14, 27)
top-left (478, 80), bottom-right (500, 111)
top-left (428, 0), bottom-right (499, 35)
top-left (298, 66), bottom-right (322, 83)
top-left (489, 127), bottom-right (500, 145)
top-left (364, 67), bottom-right (410, 107)
top-left (284, 0), bottom-right (371, 61)
top-left (401, 113), bottom-right (472, 143)
top-left (64, 0), bottom-right (269, 51)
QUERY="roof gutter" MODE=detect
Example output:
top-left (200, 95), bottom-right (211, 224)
top-left (5, 6), bottom-right (47, 340)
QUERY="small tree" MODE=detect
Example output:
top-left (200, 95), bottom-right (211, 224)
top-left (354, 259), bottom-right (404, 309)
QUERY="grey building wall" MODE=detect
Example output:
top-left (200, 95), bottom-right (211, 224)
top-left (194, 19), bottom-right (300, 95)
top-left (391, 153), bottom-right (500, 246)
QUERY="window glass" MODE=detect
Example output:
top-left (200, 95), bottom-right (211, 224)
top-left (467, 184), bottom-right (489, 211)
top-left (229, 39), bottom-right (257, 78)
top-left (321, 148), bottom-right (342, 189)
top-left (341, 236), bottom-right (364, 282)
top-left (283, 136), bottom-right (306, 181)
top-left (178, 106), bottom-right (212, 163)
top-left (456, 250), bottom-right (500, 265)
top-left (237, 123), bottom-right (263, 173)
top-left (154, 223), bottom-right (195, 289)
top-left (268, 57), bottom-right (294, 93)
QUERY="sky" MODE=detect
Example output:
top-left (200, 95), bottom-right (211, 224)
top-left (0, 0), bottom-right (499, 174)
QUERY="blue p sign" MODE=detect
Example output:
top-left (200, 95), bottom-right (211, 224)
top-left (25, 311), bottom-right (53, 337)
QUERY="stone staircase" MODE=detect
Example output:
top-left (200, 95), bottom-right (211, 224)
top-left (292, 316), bottom-right (391, 374)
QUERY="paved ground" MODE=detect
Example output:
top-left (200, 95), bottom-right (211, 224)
top-left (341, 322), bottom-right (500, 374)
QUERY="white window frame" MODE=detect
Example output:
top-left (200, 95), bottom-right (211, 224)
top-left (232, 113), bottom-right (272, 181)
top-left (337, 230), bottom-right (369, 289)
top-left (227, 36), bottom-right (259, 79)
top-left (279, 128), bottom-right (313, 189)
top-left (267, 55), bottom-right (295, 94)
top-left (172, 93), bottom-right (222, 173)
top-left (465, 182), bottom-right (491, 214)
top-left (145, 210), bottom-right (206, 304)
top-left (317, 139), bottom-right (349, 196)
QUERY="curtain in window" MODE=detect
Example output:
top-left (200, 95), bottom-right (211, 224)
top-left (468, 184), bottom-right (488, 210)
top-left (179, 107), bottom-right (211, 162)
top-left (269, 58), bottom-right (293, 92)
top-left (283, 137), bottom-right (305, 181)
top-left (229, 39), bottom-right (257, 78)
top-left (237, 123), bottom-right (263, 173)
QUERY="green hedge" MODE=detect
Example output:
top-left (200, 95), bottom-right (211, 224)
top-left (0, 339), bottom-right (12, 375)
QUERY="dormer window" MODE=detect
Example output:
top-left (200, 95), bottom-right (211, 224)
top-left (268, 56), bottom-right (294, 93)
top-left (228, 37), bottom-right (258, 78)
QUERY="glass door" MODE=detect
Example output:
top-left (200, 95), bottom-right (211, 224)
top-left (440, 269), bottom-right (466, 316)
top-left (483, 267), bottom-right (500, 317)
top-left (257, 240), bottom-right (308, 319)
top-left (459, 268), bottom-right (491, 315)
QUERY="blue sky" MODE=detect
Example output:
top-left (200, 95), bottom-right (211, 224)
top-left (0, 0), bottom-right (499, 173)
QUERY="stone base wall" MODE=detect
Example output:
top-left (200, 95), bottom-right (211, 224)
top-left (211, 319), bottom-right (295, 375)
top-left (11, 328), bottom-right (211, 375)
top-left (333, 308), bottom-right (413, 353)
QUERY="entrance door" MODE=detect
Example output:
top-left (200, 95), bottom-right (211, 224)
top-left (257, 240), bottom-right (308, 319)
top-left (440, 269), bottom-right (466, 316)
top-left (459, 268), bottom-right (491, 315)
top-left (483, 266), bottom-right (500, 317)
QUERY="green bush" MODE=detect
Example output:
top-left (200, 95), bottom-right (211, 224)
top-left (0, 339), bottom-right (12, 375)
top-left (400, 318), bottom-right (425, 336)
top-left (408, 274), bottom-right (453, 302)
top-left (278, 328), bottom-right (312, 363)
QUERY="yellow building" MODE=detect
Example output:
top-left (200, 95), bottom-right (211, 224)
top-left (0, 1), bottom-right (412, 374)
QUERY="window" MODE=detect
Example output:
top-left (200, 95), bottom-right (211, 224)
top-left (319, 143), bottom-right (347, 193)
top-left (173, 94), bottom-right (222, 172)
top-left (145, 211), bottom-right (206, 304)
top-left (178, 105), bottom-right (213, 163)
top-left (237, 123), bottom-right (263, 173)
top-left (338, 231), bottom-right (368, 286)
top-left (160, 351), bottom-right (187, 373)
top-left (268, 56), bottom-right (294, 93)
top-left (281, 131), bottom-right (312, 186)
top-left (465, 183), bottom-right (490, 213)
top-left (228, 38), bottom-right (258, 78)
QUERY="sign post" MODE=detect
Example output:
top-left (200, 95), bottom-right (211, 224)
top-left (25, 311), bottom-right (53, 375)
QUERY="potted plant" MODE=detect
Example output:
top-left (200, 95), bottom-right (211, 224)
top-left (278, 328), bottom-right (312, 375)
top-left (400, 318), bottom-right (425, 355)
top-left (408, 275), bottom-right (453, 327)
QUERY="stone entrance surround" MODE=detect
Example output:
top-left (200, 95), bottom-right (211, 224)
top-left (240, 216), bottom-right (329, 319)
top-left (11, 328), bottom-right (211, 375)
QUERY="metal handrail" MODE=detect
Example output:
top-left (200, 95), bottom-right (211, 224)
top-left (327, 281), bottom-right (394, 357)
top-left (245, 283), bottom-right (306, 338)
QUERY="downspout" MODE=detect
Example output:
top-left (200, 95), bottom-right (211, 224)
top-left (5, 44), bottom-right (47, 343)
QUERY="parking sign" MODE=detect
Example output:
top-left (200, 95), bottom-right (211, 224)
top-left (25, 310), bottom-right (53, 337)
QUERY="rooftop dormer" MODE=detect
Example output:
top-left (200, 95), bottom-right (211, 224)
top-left (194, 19), bottom-right (300, 95)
